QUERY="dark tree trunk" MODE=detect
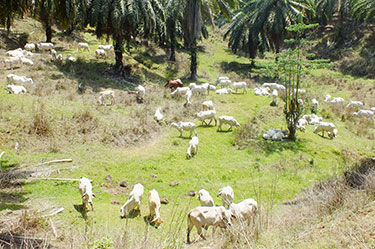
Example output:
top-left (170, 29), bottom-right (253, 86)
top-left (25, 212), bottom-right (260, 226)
top-left (169, 27), bottom-right (176, 61)
top-left (46, 24), bottom-right (52, 42)
top-left (189, 39), bottom-right (198, 80)
top-left (248, 33), bottom-right (257, 67)
top-left (114, 35), bottom-right (124, 69)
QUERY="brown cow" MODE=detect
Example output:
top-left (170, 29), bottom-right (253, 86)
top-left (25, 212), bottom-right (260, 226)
top-left (165, 79), bottom-right (183, 90)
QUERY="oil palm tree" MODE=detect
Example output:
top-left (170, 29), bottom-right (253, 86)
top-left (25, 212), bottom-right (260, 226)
top-left (0, 0), bottom-right (31, 35)
top-left (88, 0), bottom-right (164, 70)
top-left (184, 0), bottom-right (238, 80)
top-left (352, 0), bottom-right (375, 24)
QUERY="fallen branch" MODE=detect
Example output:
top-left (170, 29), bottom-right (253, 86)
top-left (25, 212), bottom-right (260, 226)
top-left (49, 219), bottom-right (58, 238)
top-left (36, 159), bottom-right (73, 166)
top-left (0, 234), bottom-right (54, 241)
top-left (42, 208), bottom-right (64, 218)
top-left (31, 177), bottom-right (80, 181)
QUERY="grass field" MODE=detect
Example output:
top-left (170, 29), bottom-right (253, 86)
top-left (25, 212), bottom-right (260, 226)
top-left (1, 18), bottom-right (375, 248)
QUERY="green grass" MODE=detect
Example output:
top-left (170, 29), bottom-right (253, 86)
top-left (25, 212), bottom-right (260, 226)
top-left (1, 19), bottom-right (375, 247)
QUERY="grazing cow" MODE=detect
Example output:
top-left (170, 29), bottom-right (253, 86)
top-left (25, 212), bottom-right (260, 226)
top-left (217, 186), bottom-right (234, 208)
top-left (353, 109), bottom-right (374, 120)
top-left (98, 44), bottom-right (113, 51)
top-left (186, 136), bottom-right (199, 159)
top-left (171, 87), bottom-right (190, 98)
top-left (95, 49), bottom-right (107, 59)
top-left (196, 110), bottom-right (217, 126)
top-left (313, 122), bottom-right (338, 139)
top-left (187, 206), bottom-right (232, 244)
top-left (202, 100), bottom-right (215, 111)
top-left (170, 122), bottom-right (197, 138)
top-left (78, 177), bottom-right (96, 211)
top-left (154, 107), bottom-right (164, 123)
top-left (165, 79), bottom-right (183, 90)
top-left (232, 82), bottom-right (247, 93)
top-left (78, 42), bottom-right (90, 51)
top-left (229, 198), bottom-right (257, 226)
top-left (148, 189), bottom-right (163, 228)
top-left (217, 116), bottom-right (240, 131)
top-left (120, 183), bottom-right (144, 218)
top-left (98, 89), bottom-right (115, 105)
top-left (37, 42), bottom-right (54, 52)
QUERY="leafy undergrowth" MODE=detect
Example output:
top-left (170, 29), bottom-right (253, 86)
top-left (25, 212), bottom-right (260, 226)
top-left (0, 18), bottom-right (375, 248)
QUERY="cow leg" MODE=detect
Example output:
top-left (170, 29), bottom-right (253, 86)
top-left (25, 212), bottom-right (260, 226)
top-left (214, 118), bottom-right (217, 126)
top-left (187, 223), bottom-right (194, 244)
top-left (194, 129), bottom-right (197, 136)
top-left (208, 119), bottom-right (212, 126)
top-left (198, 226), bottom-right (206, 240)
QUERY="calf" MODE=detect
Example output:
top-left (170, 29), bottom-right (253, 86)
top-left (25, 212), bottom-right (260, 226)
top-left (78, 177), bottom-right (96, 211)
top-left (171, 87), bottom-right (189, 98)
top-left (24, 43), bottom-right (36, 51)
top-left (202, 100), bottom-right (214, 111)
top-left (121, 183), bottom-right (144, 218)
top-left (170, 122), bottom-right (197, 138)
top-left (7, 74), bottom-right (33, 85)
top-left (187, 206), bottom-right (232, 244)
top-left (95, 49), bottom-right (107, 59)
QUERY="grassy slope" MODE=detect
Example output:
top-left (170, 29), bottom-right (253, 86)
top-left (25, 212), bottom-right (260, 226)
top-left (1, 19), bottom-right (375, 247)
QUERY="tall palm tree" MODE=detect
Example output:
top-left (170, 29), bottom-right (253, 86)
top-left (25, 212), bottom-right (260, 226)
top-left (184, 0), bottom-right (238, 80)
top-left (33, 0), bottom-right (72, 41)
top-left (0, 0), bottom-right (31, 35)
top-left (164, 0), bottom-right (185, 61)
top-left (88, 0), bottom-right (164, 70)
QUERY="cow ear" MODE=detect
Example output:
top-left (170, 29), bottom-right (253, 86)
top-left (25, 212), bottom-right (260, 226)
top-left (92, 193), bottom-right (96, 198)
top-left (82, 193), bottom-right (88, 199)
top-left (231, 214), bottom-right (237, 219)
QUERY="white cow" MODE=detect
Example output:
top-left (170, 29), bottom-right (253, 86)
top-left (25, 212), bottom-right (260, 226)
top-left (254, 87), bottom-right (270, 96)
top-left (98, 89), bottom-right (115, 105)
top-left (19, 57), bottom-right (34, 66)
top-left (218, 79), bottom-right (231, 88)
top-left (198, 189), bottom-right (215, 207)
top-left (196, 110), bottom-right (217, 126)
top-left (216, 76), bottom-right (229, 85)
top-left (148, 189), bottom-right (163, 227)
top-left (312, 98), bottom-right (319, 110)
top-left (353, 109), bottom-right (374, 120)
top-left (184, 89), bottom-right (192, 107)
top-left (7, 85), bottom-right (27, 95)
top-left (271, 89), bottom-right (278, 105)
top-left (216, 88), bottom-right (232, 95)
top-left (2, 57), bottom-right (20, 69)
top-left (120, 183), bottom-right (144, 218)
top-left (202, 100), bottom-right (215, 111)
top-left (171, 87), bottom-right (190, 98)
top-left (217, 116), bottom-right (240, 131)
top-left (37, 42), bottom-right (54, 52)
top-left (98, 45), bottom-right (113, 51)
top-left (7, 74), bottom-right (34, 85)
top-left (313, 122), bottom-right (338, 139)
top-left (186, 136), bottom-right (199, 159)
top-left (24, 43), bottom-right (36, 51)
top-left (95, 49), bottom-right (107, 59)
top-left (187, 206), bottom-right (232, 244)
top-left (229, 198), bottom-right (258, 226)
top-left (154, 107), bottom-right (164, 123)
top-left (78, 177), bottom-right (96, 211)
top-left (170, 122), bottom-right (197, 137)
top-left (232, 82), bottom-right (247, 93)
top-left (78, 42), bottom-right (90, 51)
top-left (217, 186), bottom-right (234, 208)
top-left (136, 85), bottom-right (146, 100)
top-left (345, 100), bottom-right (363, 110)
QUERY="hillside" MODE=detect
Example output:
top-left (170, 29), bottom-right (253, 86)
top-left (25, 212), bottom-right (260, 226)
top-left (0, 18), bottom-right (375, 248)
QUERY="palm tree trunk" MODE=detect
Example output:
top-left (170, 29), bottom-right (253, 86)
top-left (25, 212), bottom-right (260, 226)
top-left (169, 28), bottom-right (176, 61)
top-left (46, 24), bottom-right (52, 42)
top-left (190, 39), bottom-right (198, 80)
top-left (248, 33), bottom-right (257, 67)
top-left (114, 36), bottom-right (124, 69)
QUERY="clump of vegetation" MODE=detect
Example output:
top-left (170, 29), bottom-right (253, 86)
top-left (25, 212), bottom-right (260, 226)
top-left (29, 103), bottom-right (52, 137)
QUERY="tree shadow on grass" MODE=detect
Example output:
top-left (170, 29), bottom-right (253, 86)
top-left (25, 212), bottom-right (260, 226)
top-left (259, 139), bottom-right (307, 155)
top-left (56, 58), bottom-right (166, 92)
top-left (73, 204), bottom-right (89, 220)
top-left (220, 61), bottom-right (252, 78)
top-left (0, 164), bottom-right (30, 212)
top-left (0, 30), bottom-right (29, 50)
